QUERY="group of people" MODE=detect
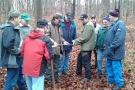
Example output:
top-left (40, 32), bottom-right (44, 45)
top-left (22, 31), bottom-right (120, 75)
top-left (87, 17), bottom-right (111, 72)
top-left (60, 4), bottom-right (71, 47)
top-left (0, 8), bottom-right (126, 90)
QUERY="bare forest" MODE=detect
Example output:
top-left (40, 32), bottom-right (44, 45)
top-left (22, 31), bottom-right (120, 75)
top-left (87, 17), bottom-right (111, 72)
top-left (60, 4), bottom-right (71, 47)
top-left (0, 0), bottom-right (135, 90)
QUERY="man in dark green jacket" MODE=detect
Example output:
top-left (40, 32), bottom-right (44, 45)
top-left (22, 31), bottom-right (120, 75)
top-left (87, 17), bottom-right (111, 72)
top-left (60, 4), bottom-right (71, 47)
top-left (72, 14), bottom-right (95, 82)
top-left (95, 15), bottom-right (110, 74)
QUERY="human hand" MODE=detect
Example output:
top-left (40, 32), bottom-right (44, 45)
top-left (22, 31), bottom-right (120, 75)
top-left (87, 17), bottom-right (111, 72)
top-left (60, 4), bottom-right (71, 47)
top-left (72, 40), bottom-right (75, 45)
top-left (52, 42), bottom-right (58, 47)
top-left (64, 41), bottom-right (69, 45)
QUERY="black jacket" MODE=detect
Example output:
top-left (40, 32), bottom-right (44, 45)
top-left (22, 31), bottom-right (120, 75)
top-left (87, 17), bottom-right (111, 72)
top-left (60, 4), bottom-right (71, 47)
top-left (0, 22), bottom-right (20, 68)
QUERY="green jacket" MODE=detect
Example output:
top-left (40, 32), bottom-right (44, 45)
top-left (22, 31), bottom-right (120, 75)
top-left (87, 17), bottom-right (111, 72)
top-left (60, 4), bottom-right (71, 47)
top-left (74, 21), bottom-right (95, 51)
top-left (95, 26), bottom-right (107, 50)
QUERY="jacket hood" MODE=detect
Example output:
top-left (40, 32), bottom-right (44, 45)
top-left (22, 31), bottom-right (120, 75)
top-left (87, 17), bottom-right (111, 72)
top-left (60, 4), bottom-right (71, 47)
top-left (28, 30), bottom-right (44, 39)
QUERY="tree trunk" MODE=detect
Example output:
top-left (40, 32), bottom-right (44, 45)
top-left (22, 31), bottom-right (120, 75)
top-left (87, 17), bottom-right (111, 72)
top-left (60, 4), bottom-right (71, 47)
top-left (72, 0), bottom-right (76, 19)
top-left (36, 0), bottom-right (42, 20)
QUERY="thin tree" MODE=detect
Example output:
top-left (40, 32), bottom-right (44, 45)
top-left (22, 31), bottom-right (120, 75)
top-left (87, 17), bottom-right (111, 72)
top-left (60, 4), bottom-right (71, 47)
top-left (36, 0), bottom-right (42, 20)
top-left (72, 0), bottom-right (76, 19)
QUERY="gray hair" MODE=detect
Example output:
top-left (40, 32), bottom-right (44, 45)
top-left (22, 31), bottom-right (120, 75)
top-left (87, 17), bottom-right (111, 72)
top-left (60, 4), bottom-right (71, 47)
top-left (8, 10), bottom-right (20, 21)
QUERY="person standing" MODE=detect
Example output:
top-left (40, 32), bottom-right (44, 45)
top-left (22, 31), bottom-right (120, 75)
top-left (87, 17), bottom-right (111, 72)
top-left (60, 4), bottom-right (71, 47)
top-left (0, 10), bottom-right (26, 90)
top-left (104, 9), bottom-right (126, 90)
top-left (90, 14), bottom-right (101, 69)
top-left (58, 12), bottom-right (77, 75)
top-left (95, 15), bottom-right (110, 74)
top-left (21, 19), bottom-right (53, 90)
top-left (19, 13), bottom-right (31, 40)
top-left (45, 13), bottom-right (69, 83)
top-left (72, 14), bottom-right (95, 82)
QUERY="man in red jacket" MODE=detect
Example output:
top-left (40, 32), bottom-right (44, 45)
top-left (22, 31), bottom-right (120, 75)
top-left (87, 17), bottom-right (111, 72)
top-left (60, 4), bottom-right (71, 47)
top-left (21, 19), bottom-right (53, 90)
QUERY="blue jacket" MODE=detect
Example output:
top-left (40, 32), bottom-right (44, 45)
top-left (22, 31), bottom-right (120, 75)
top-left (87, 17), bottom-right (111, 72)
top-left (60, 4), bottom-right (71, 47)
top-left (104, 19), bottom-right (126, 60)
top-left (60, 20), bottom-right (77, 51)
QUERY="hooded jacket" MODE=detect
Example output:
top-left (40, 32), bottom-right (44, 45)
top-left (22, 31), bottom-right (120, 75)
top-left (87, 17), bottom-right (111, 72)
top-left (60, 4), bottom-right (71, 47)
top-left (21, 30), bottom-right (53, 77)
top-left (0, 22), bottom-right (20, 68)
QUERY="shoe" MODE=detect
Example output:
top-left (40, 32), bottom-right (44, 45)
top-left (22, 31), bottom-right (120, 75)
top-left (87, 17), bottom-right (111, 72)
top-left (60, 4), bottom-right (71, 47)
top-left (58, 72), bottom-right (62, 76)
top-left (112, 86), bottom-right (121, 90)
top-left (80, 78), bottom-right (90, 82)
top-left (47, 80), bottom-right (52, 85)
top-left (108, 84), bottom-right (114, 88)
top-left (55, 79), bottom-right (61, 83)
top-left (63, 71), bottom-right (69, 75)
top-left (72, 72), bottom-right (82, 75)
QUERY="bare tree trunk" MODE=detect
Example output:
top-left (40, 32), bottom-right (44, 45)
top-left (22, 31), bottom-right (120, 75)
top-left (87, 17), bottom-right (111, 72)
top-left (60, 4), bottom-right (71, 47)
top-left (115, 0), bottom-right (117, 8)
top-left (102, 0), bottom-right (110, 16)
top-left (89, 0), bottom-right (92, 14)
top-left (72, 0), bottom-right (76, 19)
top-left (36, 0), bottom-right (42, 20)
top-left (118, 0), bottom-right (120, 18)
top-left (85, 0), bottom-right (88, 13)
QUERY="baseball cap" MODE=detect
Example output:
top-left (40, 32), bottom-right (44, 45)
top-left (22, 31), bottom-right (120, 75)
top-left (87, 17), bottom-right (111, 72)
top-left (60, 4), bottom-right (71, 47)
top-left (79, 14), bottom-right (88, 20)
top-left (66, 12), bottom-right (72, 19)
top-left (37, 19), bottom-right (48, 26)
top-left (91, 14), bottom-right (96, 18)
top-left (21, 13), bottom-right (31, 21)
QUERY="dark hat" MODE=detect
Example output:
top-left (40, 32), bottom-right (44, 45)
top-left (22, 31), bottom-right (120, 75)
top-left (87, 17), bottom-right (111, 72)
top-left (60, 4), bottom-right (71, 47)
top-left (54, 13), bottom-right (64, 22)
top-left (37, 19), bottom-right (48, 26)
top-left (103, 15), bottom-right (110, 22)
top-left (109, 9), bottom-right (119, 17)
top-left (91, 14), bottom-right (96, 18)
top-left (66, 12), bottom-right (72, 19)
top-left (79, 14), bottom-right (88, 20)
top-left (21, 13), bottom-right (31, 21)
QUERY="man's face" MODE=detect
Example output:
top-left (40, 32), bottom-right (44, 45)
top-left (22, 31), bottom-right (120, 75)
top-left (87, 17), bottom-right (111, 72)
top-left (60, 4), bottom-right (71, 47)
top-left (54, 18), bottom-right (60, 25)
top-left (43, 26), bottom-right (48, 33)
top-left (81, 18), bottom-right (88, 24)
top-left (14, 16), bottom-right (21, 26)
top-left (103, 20), bottom-right (110, 27)
top-left (21, 19), bottom-right (29, 25)
top-left (65, 16), bottom-right (71, 22)
top-left (91, 17), bottom-right (96, 23)
top-left (109, 15), bottom-right (114, 22)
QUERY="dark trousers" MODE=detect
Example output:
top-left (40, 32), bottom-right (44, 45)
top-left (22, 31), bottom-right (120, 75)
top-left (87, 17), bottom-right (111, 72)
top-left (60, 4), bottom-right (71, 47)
top-left (90, 49), bottom-right (97, 69)
top-left (76, 51), bottom-right (92, 79)
top-left (45, 55), bottom-right (60, 81)
top-left (4, 57), bottom-right (26, 90)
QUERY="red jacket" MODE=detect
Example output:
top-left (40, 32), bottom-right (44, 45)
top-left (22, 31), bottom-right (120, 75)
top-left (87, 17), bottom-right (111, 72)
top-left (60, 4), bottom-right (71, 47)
top-left (21, 30), bottom-right (53, 77)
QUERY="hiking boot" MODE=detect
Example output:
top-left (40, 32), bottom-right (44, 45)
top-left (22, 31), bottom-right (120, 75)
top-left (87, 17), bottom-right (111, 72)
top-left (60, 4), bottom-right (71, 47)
top-left (58, 72), bottom-right (62, 76)
top-left (112, 86), bottom-right (121, 90)
top-left (63, 71), bottom-right (69, 75)
top-left (80, 78), bottom-right (90, 82)
top-left (47, 80), bottom-right (52, 85)
top-left (55, 79), bottom-right (61, 83)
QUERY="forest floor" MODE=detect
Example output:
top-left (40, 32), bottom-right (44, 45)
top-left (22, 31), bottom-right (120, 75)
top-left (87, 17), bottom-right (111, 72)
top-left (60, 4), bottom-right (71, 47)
top-left (0, 23), bottom-right (135, 90)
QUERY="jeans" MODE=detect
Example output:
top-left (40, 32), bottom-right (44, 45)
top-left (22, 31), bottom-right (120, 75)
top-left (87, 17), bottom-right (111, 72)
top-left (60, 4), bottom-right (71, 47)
top-left (76, 51), bottom-right (92, 79)
top-left (45, 55), bottom-right (60, 81)
top-left (97, 49), bottom-right (105, 74)
top-left (58, 51), bottom-right (70, 73)
top-left (106, 59), bottom-right (124, 87)
top-left (4, 57), bottom-right (26, 90)
top-left (25, 75), bottom-right (44, 90)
